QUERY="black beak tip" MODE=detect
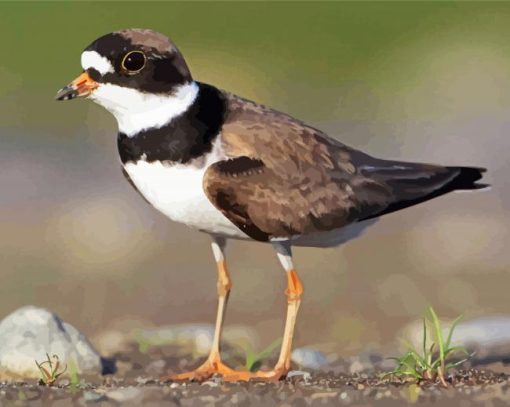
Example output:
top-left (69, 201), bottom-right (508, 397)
top-left (55, 86), bottom-right (77, 101)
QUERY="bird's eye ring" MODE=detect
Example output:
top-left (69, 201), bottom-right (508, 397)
top-left (121, 51), bottom-right (146, 74)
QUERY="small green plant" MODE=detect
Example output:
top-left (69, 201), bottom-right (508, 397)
top-left (68, 359), bottom-right (80, 389)
top-left (35, 354), bottom-right (67, 386)
top-left (387, 306), bottom-right (470, 387)
top-left (244, 338), bottom-right (282, 372)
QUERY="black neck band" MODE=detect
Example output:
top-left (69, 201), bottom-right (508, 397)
top-left (117, 82), bottom-right (227, 164)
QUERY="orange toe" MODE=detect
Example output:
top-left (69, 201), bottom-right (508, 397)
top-left (161, 359), bottom-right (237, 383)
top-left (162, 358), bottom-right (289, 383)
top-left (222, 366), bottom-right (288, 383)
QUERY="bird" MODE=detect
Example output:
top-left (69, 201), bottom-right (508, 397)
top-left (56, 28), bottom-right (487, 382)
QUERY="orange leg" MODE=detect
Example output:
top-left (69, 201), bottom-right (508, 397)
top-left (221, 269), bottom-right (304, 382)
top-left (162, 240), bottom-right (303, 383)
top-left (162, 239), bottom-right (237, 382)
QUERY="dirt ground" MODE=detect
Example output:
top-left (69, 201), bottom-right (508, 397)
top-left (1, 370), bottom-right (508, 406)
top-left (1, 344), bottom-right (509, 406)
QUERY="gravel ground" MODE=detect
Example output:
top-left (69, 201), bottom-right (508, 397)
top-left (1, 345), bottom-right (509, 406)
top-left (2, 370), bottom-right (509, 406)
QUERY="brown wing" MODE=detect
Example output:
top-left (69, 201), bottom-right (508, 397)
top-left (203, 92), bottom-right (486, 241)
top-left (202, 93), bottom-right (394, 241)
top-left (204, 155), bottom-right (392, 241)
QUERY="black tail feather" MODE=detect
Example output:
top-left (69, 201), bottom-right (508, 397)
top-left (361, 165), bottom-right (488, 220)
top-left (446, 166), bottom-right (488, 190)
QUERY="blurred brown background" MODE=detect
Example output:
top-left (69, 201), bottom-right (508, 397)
top-left (0, 2), bottom-right (508, 356)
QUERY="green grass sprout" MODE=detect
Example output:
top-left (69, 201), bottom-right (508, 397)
top-left (68, 359), bottom-right (80, 389)
top-left (387, 306), bottom-right (470, 387)
top-left (244, 338), bottom-right (282, 372)
top-left (35, 354), bottom-right (67, 386)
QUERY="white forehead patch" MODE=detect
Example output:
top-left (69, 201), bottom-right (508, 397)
top-left (81, 50), bottom-right (114, 75)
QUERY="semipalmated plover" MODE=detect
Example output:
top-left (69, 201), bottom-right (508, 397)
top-left (56, 29), bottom-right (487, 382)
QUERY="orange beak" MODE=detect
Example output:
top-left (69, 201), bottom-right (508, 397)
top-left (55, 72), bottom-right (98, 101)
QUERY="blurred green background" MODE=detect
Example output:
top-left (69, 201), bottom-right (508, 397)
top-left (0, 2), bottom-right (508, 356)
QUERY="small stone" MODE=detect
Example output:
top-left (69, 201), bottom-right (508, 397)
top-left (291, 348), bottom-right (329, 369)
top-left (287, 370), bottom-right (312, 383)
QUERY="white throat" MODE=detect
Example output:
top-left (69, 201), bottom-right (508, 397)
top-left (89, 81), bottom-right (199, 137)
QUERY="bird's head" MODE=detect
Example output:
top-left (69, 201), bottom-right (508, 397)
top-left (56, 29), bottom-right (198, 136)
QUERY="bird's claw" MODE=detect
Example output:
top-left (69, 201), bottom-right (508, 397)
top-left (161, 360), bottom-right (288, 383)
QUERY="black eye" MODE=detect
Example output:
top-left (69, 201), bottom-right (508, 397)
top-left (121, 51), bottom-right (146, 73)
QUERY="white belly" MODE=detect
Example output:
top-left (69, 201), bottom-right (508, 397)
top-left (123, 158), bottom-right (248, 239)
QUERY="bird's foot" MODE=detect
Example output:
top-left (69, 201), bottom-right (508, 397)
top-left (222, 364), bottom-right (289, 383)
top-left (162, 360), bottom-right (289, 383)
top-left (161, 358), bottom-right (237, 382)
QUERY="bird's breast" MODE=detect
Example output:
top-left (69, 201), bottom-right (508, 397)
top-left (122, 139), bottom-right (248, 239)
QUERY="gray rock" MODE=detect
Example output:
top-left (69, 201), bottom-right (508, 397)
top-left (449, 317), bottom-right (510, 347)
top-left (0, 306), bottom-right (109, 379)
top-left (291, 347), bottom-right (329, 369)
